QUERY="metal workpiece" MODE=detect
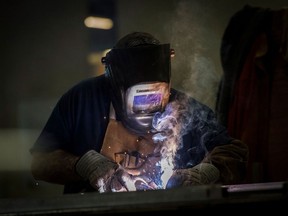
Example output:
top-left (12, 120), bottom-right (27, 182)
top-left (0, 182), bottom-right (287, 215)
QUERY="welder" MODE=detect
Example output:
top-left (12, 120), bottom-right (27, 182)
top-left (30, 32), bottom-right (248, 193)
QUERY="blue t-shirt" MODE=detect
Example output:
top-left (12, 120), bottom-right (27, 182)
top-left (31, 74), bottom-right (233, 193)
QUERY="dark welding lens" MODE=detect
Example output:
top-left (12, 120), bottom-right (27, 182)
top-left (132, 93), bottom-right (162, 114)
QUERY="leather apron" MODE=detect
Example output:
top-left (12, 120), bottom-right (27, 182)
top-left (100, 119), bottom-right (157, 173)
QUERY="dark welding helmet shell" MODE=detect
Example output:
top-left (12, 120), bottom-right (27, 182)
top-left (103, 33), bottom-right (172, 135)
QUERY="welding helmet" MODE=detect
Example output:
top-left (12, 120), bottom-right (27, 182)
top-left (102, 32), bottom-right (174, 135)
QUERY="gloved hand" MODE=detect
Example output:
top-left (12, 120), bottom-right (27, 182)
top-left (165, 163), bottom-right (220, 189)
top-left (75, 150), bottom-right (121, 191)
top-left (125, 153), bottom-right (162, 190)
top-left (105, 166), bottom-right (157, 192)
top-left (103, 166), bottom-right (136, 192)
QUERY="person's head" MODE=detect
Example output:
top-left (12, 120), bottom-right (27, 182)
top-left (102, 32), bottom-right (174, 135)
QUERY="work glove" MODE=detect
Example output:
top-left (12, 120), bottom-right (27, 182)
top-left (165, 163), bottom-right (220, 189)
top-left (113, 150), bottom-right (161, 191)
top-left (75, 150), bottom-right (122, 192)
top-left (124, 153), bottom-right (162, 190)
top-left (106, 166), bottom-right (158, 192)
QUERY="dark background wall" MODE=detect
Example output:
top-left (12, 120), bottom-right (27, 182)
top-left (1, 0), bottom-right (90, 128)
top-left (0, 0), bottom-right (287, 198)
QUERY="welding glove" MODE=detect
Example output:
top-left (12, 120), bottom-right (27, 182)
top-left (75, 150), bottom-right (120, 191)
top-left (126, 153), bottom-right (162, 191)
top-left (165, 163), bottom-right (220, 189)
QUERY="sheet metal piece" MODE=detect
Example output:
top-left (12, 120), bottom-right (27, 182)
top-left (0, 182), bottom-right (287, 215)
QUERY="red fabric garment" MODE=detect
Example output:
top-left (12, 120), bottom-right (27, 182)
top-left (227, 33), bottom-right (271, 182)
top-left (266, 9), bottom-right (288, 182)
top-left (226, 9), bottom-right (288, 183)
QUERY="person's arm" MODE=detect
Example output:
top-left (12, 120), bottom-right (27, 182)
top-left (31, 148), bottom-right (136, 192)
top-left (202, 139), bottom-right (249, 185)
top-left (166, 139), bottom-right (248, 188)
top-left (30, 149), bottom-right (82, 184)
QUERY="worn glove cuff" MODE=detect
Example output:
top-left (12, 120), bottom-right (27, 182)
top-left (75, 150), bottom-right (118, 181)
top-left (191, 163), bottom-right (220, 184)
top-left (166, 163), bottom-right (220, 188)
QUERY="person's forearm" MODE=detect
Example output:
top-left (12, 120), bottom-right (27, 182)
top-left (31, 149), bottom-right (83, 184)
top-left (202, 139), bottom-right (249, 184)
